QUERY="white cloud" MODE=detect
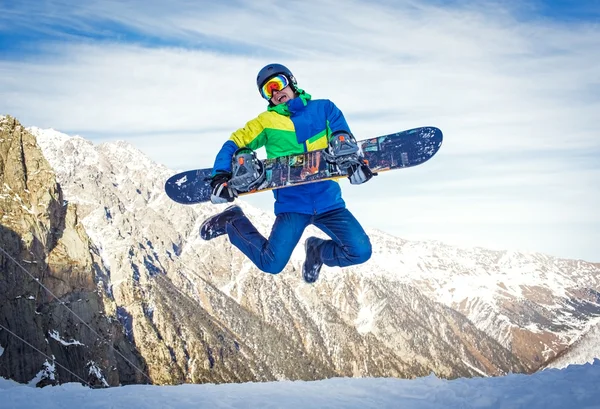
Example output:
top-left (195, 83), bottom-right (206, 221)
top-left (1, 0), bottom-right (599, 260)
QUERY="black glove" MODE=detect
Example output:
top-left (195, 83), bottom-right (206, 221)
top-left (347, 161), bottom-right (376, 185)
top-left (210, 173), bottom-right (238, 204)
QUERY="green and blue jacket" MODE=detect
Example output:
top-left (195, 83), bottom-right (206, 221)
top-left (212, 90), bottom-right (350, 215)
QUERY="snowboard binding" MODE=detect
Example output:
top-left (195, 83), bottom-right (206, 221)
top-left (229, 148), bottom-right (266, 192)
top-left (322, 132), bottom-right (363, 171)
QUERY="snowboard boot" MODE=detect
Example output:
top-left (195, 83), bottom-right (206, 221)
top-left (302, 237), bottom-right (325, 283)
top-left (200, 205), bottom-right (244, 240)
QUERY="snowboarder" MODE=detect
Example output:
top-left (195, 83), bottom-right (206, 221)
top-left (201, 63), bottom-right (373, 283)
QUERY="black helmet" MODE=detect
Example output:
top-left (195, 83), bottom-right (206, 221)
top-left (256, 63), bottom-right (297, 94)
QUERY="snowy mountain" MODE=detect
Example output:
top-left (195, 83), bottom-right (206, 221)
top-left (365, 233), bottom-right (600, 367)
top-left (546, 317), bottom-right (600, 369)
top-left (25, 123), bottom-right (525, 382)
top-left (1, 115), bottom-right (599, 386)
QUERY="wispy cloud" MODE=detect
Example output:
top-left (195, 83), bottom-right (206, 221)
top-left (1, 0), bottom-right (599, 260)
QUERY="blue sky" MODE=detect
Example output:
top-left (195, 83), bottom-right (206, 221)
top-left (3, 0), bottom-right (598, 56)
top-left (1, 0), bottom-right (599, 261)
top-left (526, 0), bottom-right (600, 20)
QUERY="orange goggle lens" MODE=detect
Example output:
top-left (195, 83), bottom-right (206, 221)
top-left (260, 74), bottom-right (290, 100)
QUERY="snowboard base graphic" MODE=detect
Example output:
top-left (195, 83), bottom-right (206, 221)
top-left (165, 126), bottom-right (443, 205)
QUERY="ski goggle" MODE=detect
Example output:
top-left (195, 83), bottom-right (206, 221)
top-left (260, 74), bottom-right (290, 100)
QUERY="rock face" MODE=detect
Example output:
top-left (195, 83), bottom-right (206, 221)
top-left (2, 115), bottom-right (599, 386)
top-left (0, 116), bottom-right (145, 386)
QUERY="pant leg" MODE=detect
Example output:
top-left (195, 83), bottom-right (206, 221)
top-left (226, 212), bottom-right (310, 274)
top-left (312, 207), bottom-right (372, 268)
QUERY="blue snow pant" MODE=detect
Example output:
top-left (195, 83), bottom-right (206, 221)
top-left (225, 207), bottom-right (372, 274)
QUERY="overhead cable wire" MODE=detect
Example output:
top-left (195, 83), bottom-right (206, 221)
top-left (0, 245), bottom-right (153, 385)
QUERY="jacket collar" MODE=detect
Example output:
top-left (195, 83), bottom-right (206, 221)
top-left (267, 89), bottom-right (312, 116)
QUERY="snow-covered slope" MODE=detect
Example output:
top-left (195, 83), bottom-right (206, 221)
top-left (1, 360), bottom-right (600, 409)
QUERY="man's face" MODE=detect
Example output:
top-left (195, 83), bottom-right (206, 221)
top-left (270, 86), bottom-right (296, 105)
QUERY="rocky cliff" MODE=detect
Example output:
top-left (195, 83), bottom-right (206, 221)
top-left (0, 116), bottom-right (145, 386)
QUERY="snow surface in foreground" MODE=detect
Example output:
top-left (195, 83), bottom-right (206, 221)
top-left (1, 360), bottom-right (599, 409)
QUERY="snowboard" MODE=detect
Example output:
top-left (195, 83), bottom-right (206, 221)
top-left (165, 126), bottom-right (443, 205)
